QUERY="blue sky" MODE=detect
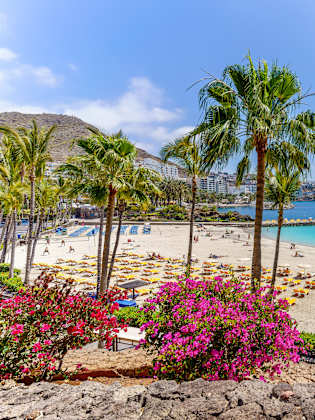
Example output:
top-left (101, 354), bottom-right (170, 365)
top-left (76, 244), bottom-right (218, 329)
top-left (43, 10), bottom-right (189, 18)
top-left (0, 0), bottom-right (314, 173)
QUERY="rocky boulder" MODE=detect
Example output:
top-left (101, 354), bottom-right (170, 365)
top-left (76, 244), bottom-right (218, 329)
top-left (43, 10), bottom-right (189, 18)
top-left (0, 379), bottom-right (314, 419)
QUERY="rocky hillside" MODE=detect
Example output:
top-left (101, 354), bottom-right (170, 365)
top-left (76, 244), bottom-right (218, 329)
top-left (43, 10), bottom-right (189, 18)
top-left (0, 112), bottom-right (178, 170)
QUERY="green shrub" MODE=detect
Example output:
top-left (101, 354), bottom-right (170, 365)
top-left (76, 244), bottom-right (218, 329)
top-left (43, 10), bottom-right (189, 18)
top-left (0, 263), bottom-right (9, 272)
top-left (0, 263), bottom-right (21, 275)
top-left (0, 274), bottom-right (24, 292)
top-left (300, 331), bottom-right (315, 351)
top-left (114, 307), bottom-right (149, 327)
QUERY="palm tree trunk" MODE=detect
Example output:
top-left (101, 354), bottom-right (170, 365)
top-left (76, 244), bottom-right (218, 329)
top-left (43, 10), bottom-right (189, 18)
top-left (269, 205), bottom-right (283, 296)
top-left (0, 216), bottom-right (9, 250)
top-left (99, 188), bottom-right (116, 295)
top-left (251, 142), bottom-right (266, 291)
top-left (9, 210), bottom-right (17, 278)
top-left (107, 203), bottom-right (124, 283)
top-left (186, 176), bottom-right (197, 276)
top-left (96, 205), bottom-right (105, 292)
top-left (30, 209), bottom-right (44, 268)
top-left (25, 170), bottom-right (35, 285)
top-left (1, 215), bottom-right (13, 263)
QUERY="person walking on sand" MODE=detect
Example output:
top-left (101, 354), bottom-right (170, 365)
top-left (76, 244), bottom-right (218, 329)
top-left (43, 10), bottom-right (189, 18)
top-left (61, 239), bottom-right (65, 247)
top-left (43, 246), bottom-right (49, 255)
top-left (69, 245), bottom-right (75, 253)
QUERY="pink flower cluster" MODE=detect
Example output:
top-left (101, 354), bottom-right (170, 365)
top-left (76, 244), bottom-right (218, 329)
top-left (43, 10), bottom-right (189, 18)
top-left (140, 277), bottom-right (303, 382)
top-left (0, 274), bottom-right (127, 380)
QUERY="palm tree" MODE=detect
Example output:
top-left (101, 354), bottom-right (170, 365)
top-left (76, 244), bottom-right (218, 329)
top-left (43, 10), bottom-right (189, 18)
top-left (0, 140), bottom-right (26, 276)
top-left (171, 179), bottom-right (190, 206)
top-left (161, 136), bottom-right (230, 275)
top-left (0, 121), bottom-right (56, 284)
top-left (107, 165), bottom-right (161, 283)
top-left (265, 169), bottom-right (301, 295)
top-left (264, 145), bottom-right (308, 295)
top-left (79, 131), bottom-right (136, 294)
top-left (30, 179), bottom-right (59, 267)
top-left (192, 55), bottom-right (315, 289)
top-left (56, 159), bottom-right (108, 289)
top-left (59, 130), bottom-right (136, 294)
top-left (0, 182), bottom-right (25, 277)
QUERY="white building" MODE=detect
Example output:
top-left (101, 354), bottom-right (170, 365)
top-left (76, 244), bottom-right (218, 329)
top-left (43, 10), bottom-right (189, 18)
top-left (138, 158), bottom-right (179, 179)
top-left (199, 174), bottom-right (228, 194)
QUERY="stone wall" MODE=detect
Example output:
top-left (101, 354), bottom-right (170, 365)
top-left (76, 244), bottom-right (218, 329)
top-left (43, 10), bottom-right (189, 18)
top-left (0, 378), bottom-right (314, 419)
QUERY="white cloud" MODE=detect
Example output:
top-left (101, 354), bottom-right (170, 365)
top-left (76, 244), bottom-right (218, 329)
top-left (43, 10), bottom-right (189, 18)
top-left (0, 47), bottom-right (17, 61)
top-left (0, 62), bottom-right (60, 90)
top-left (0, 77), bottom-right (194, 154)
top-left (63, 77), bottom-right (188, 145)
top-left (30, 66), bottom-right (59, 87)
top-left (0, 100), bottom-right (49, 114)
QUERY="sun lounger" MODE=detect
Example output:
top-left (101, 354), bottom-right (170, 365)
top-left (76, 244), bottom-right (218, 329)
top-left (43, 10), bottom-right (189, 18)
top-left (130, 225), bottom-right (139, 235)
top-left (293, 288), bottom-right (310, 297)
top-left (86, 227), bottom-right (99, 236)
top-left (116, 299), bottom-right (137, 307)
top-left (69, 226), bottom-right (89, 237)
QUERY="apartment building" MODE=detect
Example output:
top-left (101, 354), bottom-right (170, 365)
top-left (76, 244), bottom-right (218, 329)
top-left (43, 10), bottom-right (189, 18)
top-left (136, 157), bottom-right (179, 179)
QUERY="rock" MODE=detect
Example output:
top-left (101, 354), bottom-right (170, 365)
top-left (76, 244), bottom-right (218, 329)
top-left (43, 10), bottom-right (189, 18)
top-left (219, 402), bottom-right (264, 419)
top-left (0, 379), bottom-right (314, 419)
top-left (301, 398), bottom-right (315, 420)
top-left (282, 406), bottom-right (304, 419)
top-left (272, 382), bottom-right (294, 399)
top-left (225, 379), bottom-right (271, 408)
top-left (262, 398), bottom-right (295, 418)
top-left (147, 379), bottom-right (179, 398)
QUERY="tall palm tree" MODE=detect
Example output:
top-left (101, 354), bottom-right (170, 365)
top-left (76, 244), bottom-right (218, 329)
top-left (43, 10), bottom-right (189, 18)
top-left (161, 135), bottom-right (231, 275)
top-left (265, 169), bottom-right (301, 295)
top-left (30, 179), bottom-right (59, 267)
top-left (264, 145), bottom-right (308, 295)
top-left (0, 140), bottom-right (26, 276)
top-left (0, 121), bottom-right (56, 284)
top-left (56, 159), bottom-right (108, 289)
top-left (59, 130), bottom-right (136, 294)
top-left (0, 182), bottom-right (25, 277)
top-left (107, 165), bottom-right (161, 282)
top-left (78, 131), bottom-right (136, 294)
top-left (191, 55), bottom-right (315, 289)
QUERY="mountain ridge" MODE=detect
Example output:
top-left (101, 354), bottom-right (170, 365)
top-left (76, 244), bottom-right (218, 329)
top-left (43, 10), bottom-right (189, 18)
top-left (0, 111), bottom-right (179, 171)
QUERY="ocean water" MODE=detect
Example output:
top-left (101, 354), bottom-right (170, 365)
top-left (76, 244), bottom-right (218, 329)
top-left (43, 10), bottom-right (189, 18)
top-left (219, 201), bottom-right (315, 246)
top-left (218, 201), bottom-right (315, 221)
top-left (262, 225), bottom-right (315, 246)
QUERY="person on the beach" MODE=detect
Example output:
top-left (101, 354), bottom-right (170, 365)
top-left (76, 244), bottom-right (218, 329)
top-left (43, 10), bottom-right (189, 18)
top-left (69, 245), bottom-right (75, 253)
top-left (43, 246), bottom-right (49, 255)
top-left (290, 243), bottom-right (295, 249)
top-left (46, 237), bottom-right (50, 245)
top-left (61, 239), bottom-right (65, 247)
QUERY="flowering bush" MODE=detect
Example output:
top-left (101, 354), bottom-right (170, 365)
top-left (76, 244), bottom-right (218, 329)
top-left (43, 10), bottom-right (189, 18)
top-left (140, 277), bottom-right (303, 382)
top-left (0, 273), bottom-right (127, 380)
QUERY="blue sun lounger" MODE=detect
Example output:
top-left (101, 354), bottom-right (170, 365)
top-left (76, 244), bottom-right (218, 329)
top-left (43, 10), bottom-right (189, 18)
top-left (69, 226), bottom-right (89, 237)
top-left (130, 225), bottom-right (138, 235)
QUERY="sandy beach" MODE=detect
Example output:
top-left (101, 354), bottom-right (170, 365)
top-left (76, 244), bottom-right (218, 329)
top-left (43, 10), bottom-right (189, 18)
top-left (11, 223), bottom-right (315, 333)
